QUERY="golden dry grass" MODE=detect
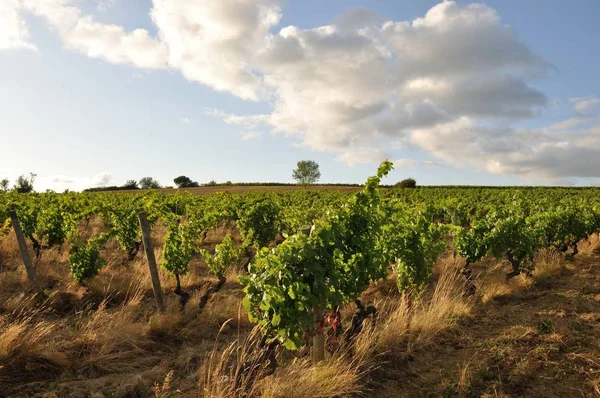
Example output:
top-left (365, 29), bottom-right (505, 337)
top-left (579, 232), bottom-right (600, 256)
top-left (2, 226), bottom-right (599, 397)
top-left (477, 259), bottom-right (532, 303)
top-left (533, 248), bottom-right (564, 283)
top-left (260, 356), bottom-right (365, 398)
top-left (199, 325), bottom-right (269, 398)
top-left (359, 256), bottom-right (473, 358)
top-left (0, 310), bottom-right (68, 385)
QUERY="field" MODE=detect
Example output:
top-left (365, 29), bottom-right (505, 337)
top-left (122, 184), bottom-right (364, 195)
top-left (1, 165), bottom-right (600, 397)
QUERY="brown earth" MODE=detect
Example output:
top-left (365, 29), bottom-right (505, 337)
top-left (0, 225), bottom-right (599, 397)
top-left (375, 251), bottom-right (600, 397)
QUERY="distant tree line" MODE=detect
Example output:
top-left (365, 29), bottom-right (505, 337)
top-left (0, 173), bottom-right (37, 193)
top-left (3, 160), bottom-right (461, 194)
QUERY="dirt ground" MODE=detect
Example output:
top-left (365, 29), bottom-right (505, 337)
top-left (1, 228), bottom-right (599, 397)
top-left (375, 253), bottom-right (600, 397)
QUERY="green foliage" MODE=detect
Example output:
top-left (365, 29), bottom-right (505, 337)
top-left (36, 197), bottom-right (67, 247)
top-left (385, 206), bottom-right (447, 292)
top-left (486, 208), bottom-right (540, 275)
top-left (123, 180), bottom-right (139, 190)
top-left (3, 170), bottom-right (600, 337)
top-left (100, 202), bottom-right (141, 254)
top-left (396, 178), bottom-right (416, 188)
top-left (292, 160), bottom-right (321, 186)
top-left (237, 199), bottom-right (281, 248)
top-left (14, 173), bottom-right (36, 193)
top-left (454, 221), bottom-right (492, 266)
top-left (537, 319), bottom-right (553, 334)
top-left (200, 234), bottom-right (243, 279)
top-left (0, 179), bottom-right (9, 192)
top-left (69, 233), bottom-right (110, 283)
top-left (162, 219), bottom-right (197, 277)
top-left (139, 177), bottom-right (161, 189)
top-left (173, 175), bottom-right (199, 188)
top-left (240, 160), bottom-right (393, 349)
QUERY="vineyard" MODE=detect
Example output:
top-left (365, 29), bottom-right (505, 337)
top-left (1, 162), bottom-right (600, 397)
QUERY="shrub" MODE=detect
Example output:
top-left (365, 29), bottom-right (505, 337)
top-left (396, 178), bottom-right (416, 188)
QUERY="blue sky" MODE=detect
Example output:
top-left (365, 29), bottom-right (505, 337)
top-left (1, 0), bottom-right (599, 191)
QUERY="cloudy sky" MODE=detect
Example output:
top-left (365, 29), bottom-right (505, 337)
top-left (1, 0), bottom-right (599, 190)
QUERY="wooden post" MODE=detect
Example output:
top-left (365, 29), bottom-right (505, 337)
top-left (9, 209), bottom-right (36, 284)
top-left (298, 226), bottom-right (325, 363)
top-left (312, 306), bottom-right (325, 363)
top-left (138, 211), bottom-right (166, 313)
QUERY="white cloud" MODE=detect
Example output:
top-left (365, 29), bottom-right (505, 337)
top-left (23, 0), bottom-right (168, 68)
top-left (335, 147), bottom-right (389, 166)
top-left (241, 130), bottom-right (263, 140)
top-left (51, 175), bottom-right (76, 183)
top-left (570, 96), bottom-right (600, 116)
top-left (423, 161), bottom-right (446, 168)
top-left (7, 1), bottom-right (600, 179)
top-left (98, 0), bottom-right (117, 12)
top-left (48, 172), bottom-right (113, 191)
top-left (0, 0), bottom-right (36, 50)
top-left (151, 0), bottom-right (282, 100)
top-left (394, 158), bottom-right (418, 168)
top-left (90, 172), bottom-right (113, 187)
top-left (409, 117), bottom-right (600, 179)
top-left (394, 158), bottom-right (446, 168)
top-left (180, 117), bottom-right (191, 124)
top-left (205, 108), bottom-right (270, 130)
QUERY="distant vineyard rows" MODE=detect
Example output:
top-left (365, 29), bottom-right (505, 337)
top-left (2, 162), bottom-right (600, 349)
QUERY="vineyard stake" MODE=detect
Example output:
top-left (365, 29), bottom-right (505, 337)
top-left (299, 226), bottom-right (325, 363)
top-left (9, 209), bottom-right (36, 284)
top-left (138, 211), bottom-right (166, 313)
top-left (312, 306), bottom-right (325, 363)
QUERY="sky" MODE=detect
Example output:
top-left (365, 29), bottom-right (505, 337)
top-left (1, 0), bottom-right (599, 191)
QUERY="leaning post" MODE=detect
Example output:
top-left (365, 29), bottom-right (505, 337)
top-left (9, 209), bottom-right (36, 284)
top-left (138, 211), bottom-right (166, 313)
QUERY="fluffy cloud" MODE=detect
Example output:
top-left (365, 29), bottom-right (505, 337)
top-left (570, 96), bottom-right (600, 116)
top-left (204, 1), bottom-right (551, 166)
top-left (335, 147), bottom-right (390, 166)
top-left (394, 159), bottom-right (446, 168)
top-left (90, 172), bottom-right (113, 187)
top-left (410, 116), bottom-right (600, 180)
top-left (48, 172), bottom-right (113, 191)
top-left (22, 0), bottom-right (168, 68)
top-left (151, 0), bottom-right (281, 100)
top-left (0, 0), bottom-right (36, 50)
top-left (7, 1), bottom-right (600, 180)
top-left (97, 0), bottom-right (117, 12)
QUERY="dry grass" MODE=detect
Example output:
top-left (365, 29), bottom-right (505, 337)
top-left (365, 256), bottom-right (473, 356)
top-left (533, 248), bottom-right (564, 279)
top-left (456, 359), bottom-right (474, 395)
top-left (0, 310), bottom-right (68, 384)
top-left (199, 324), bottom-right (270, 398)
top-left (567, 349), bottom-right (600, 397)
top-left (1, 225), bottom-right (598, 397)
top-left (199, 321), bottom-right (368, 398)
top-left (260, 356), bottom-right (366, 398)
top-left (145, 312), bottom-right (184, 342)
top-left (153, 370), bottom-right (175, 398)
top-left (477, 260), bottom-right (532, 303)
top-left (75, 283), bottom-right (159, 376)
top-left (410, 259), bottom-right (472, 343)
top-left (579, 233), bottom-right (600, 256)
